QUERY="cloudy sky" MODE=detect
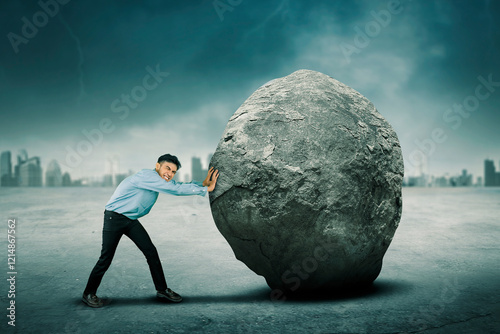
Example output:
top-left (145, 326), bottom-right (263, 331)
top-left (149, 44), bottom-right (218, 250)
top-left (0, 0), bottom-right (499, 180)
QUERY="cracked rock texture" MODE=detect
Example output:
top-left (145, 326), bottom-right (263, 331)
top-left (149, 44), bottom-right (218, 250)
top-left (209, 69), bottom-right (404, 292)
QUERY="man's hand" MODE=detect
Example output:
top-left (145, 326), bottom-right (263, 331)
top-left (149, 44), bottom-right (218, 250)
top-left (203, 167), bottom-right (216, 187)
top-left (206, 169), bottom-right (219, 192)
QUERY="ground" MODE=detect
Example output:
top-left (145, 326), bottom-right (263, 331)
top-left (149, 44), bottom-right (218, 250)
top-left (0, 187), bottom-right (499, 333)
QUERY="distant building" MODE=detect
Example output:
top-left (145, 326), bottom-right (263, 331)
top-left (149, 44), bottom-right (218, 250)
top-left (484, 159), bottom-right (500, 187)
top-left (476, 176), bottom-right (483, 187)
top-left (105, 156), bottom-right (120, 187)
top-left (45, 160), bottom-right (63, 187)
top-left (0, 151), bottom-right (11, 184)
top-left (432, 176), bottom-right (449, 187)
top-left (62, 172), bottom-right (72, 186)
top-left (405, 174), bottom-right (428, 187)
top-left (72, 179), bottom-right (83, 187)
top-left (115, 173), bottom-right (128, 185)
top-left (457, 169), bottom-right (473, 187)
top-left (191, 157), bottom-right (206, 182)
top-left (13, 150), bottom-right (42, 186)
top-left (497, 160), bottom-right (500, 186)
top-left (103, 174), bottom-right (114, 187)
top-left (17, 149), bottom-right (28, 163)
top-left (14, 150), bottom-right (28, 185)
top-left (19, 157), bottom-right (42, 187)
top-left (1, 151), bottom-right (17, 186)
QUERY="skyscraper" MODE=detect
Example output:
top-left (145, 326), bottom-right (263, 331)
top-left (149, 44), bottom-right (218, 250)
top-left (14, 149), bottom-right (28, 184)
top-left (497, 162), bottom-right (500, 186)
top-left (1, 151), bottom-right (15, 186)
top-left (62, 172), bottom-right (72, 186)
top-left (106, 156), bottom-right (120, 187)
top-left (191, 157), bottom-right (204, 182)
top-left (484, 159), bottom-right (496, 187)
top-left (458, 169), bottom-right (472, 187)
top-left (18, 156), bottom-right (42, 187)
top-left (46, 160), bottom-right (63, 187)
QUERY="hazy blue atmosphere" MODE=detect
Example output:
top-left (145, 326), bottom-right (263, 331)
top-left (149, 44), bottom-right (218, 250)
top-left (0, 0), bottom-right (499, 179)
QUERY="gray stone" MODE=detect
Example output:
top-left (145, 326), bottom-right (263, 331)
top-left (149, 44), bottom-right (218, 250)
top-left (209, 69), bottom-right (404, 293)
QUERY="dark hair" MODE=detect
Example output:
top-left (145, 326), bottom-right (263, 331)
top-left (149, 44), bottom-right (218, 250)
top-left (157, 154), bottom-right (181, 170)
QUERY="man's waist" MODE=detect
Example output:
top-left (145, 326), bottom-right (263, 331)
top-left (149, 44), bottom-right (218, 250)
top-left (104, 210), bottom-right (131, 219)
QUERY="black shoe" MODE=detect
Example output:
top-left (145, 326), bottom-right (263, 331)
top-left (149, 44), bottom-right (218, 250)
top-left (82, 293), bottom-right (103, 308)
top-left (156, 288), bottom-right (182, 303)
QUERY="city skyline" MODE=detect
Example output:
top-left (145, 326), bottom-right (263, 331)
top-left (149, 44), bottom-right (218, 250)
top-left (2, 148), bottom-right (500, 188)
top-left (0, 149), bottom-right (214, 187)
top-left (0, 140), bottom-right (497, 182)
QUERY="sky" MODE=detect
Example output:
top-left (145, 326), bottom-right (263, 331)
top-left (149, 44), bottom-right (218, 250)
top-left (0, 0), bottom-right (499, 181)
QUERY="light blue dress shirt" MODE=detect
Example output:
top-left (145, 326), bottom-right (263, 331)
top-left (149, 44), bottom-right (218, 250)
top-left (105, 169), bottom-right (207, 220)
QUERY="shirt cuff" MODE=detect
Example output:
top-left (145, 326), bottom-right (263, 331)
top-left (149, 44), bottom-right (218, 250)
top-left (200, 186), bottom-right (208, 197)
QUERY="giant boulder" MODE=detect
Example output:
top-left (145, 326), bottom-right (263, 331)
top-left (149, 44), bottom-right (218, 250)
top-left (209, 69), bottom-right (403, 294)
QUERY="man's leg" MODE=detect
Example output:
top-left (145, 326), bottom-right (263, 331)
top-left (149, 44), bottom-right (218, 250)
top-left (125, 221), bottom-right (182, 302)
top-left (125, 222), bottom-right (168, 291)
top-left (83, 212), bottom-right (125, 296)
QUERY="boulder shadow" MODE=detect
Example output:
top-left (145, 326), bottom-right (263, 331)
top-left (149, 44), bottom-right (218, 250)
top-left (280, 278), bottom-right (412, 302)
top-left (179, 279), bottom-right (411, 304)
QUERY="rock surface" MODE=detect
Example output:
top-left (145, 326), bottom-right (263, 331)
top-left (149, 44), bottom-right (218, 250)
top-left (209, 69), bottom-right (404, 293)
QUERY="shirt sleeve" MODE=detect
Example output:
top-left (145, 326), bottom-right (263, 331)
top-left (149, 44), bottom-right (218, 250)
top-left (132, 169), bottom-right (208, 197)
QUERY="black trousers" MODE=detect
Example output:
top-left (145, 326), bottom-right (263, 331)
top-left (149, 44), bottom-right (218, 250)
top-left (84, 210), bottom-right (168, 295)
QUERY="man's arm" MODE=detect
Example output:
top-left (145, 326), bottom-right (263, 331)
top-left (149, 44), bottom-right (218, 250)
top-left (164, 168), bottom-right (219, 193)
top-left (133, 169), bottom-right (208, 196)
top-left (167, 167), bottom-right (216, 188)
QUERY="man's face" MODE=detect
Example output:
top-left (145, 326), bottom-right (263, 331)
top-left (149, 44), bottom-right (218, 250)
top-left (155, 161), bottom-right (177, 182)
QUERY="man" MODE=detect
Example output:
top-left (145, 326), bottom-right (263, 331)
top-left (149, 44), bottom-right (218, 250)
top-left (82, 154), bottom-right (219, 308)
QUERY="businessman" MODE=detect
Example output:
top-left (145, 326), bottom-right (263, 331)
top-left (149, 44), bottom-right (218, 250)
top-left (82, 153), bottom-right (219, 308)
